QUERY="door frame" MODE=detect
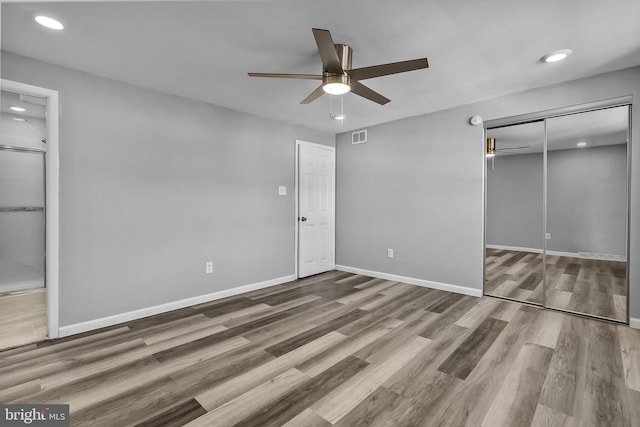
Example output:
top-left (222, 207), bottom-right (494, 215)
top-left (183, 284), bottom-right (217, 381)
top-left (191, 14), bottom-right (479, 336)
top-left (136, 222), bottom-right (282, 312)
top-left (294, 140), bottom-right (336, 279)
top-left (1, 79), bottom-right (60, 338)
top-left (482, 95), bottom-right (632, 324)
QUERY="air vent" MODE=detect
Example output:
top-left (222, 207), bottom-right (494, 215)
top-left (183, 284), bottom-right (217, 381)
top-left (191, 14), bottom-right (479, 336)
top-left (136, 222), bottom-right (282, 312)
top-left (352, 130), bottom-right (367, 144)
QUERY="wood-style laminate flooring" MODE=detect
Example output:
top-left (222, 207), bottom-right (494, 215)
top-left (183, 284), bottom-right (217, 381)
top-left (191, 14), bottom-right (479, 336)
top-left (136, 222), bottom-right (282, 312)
top-left (485, 249), bottom-right (545, 305)
top-left (546, 253), bottom-right (627, 322)
top-left (485, 248), bottom-right (627, 322)
top-left (2, 271), bottom-right (640, 426)
top-left (0, 288), bottom-right (47, 350)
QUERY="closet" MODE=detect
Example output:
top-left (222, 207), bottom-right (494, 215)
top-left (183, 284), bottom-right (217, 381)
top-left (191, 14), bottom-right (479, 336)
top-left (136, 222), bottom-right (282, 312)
top-left (484, 102), bottom-right (629, 323)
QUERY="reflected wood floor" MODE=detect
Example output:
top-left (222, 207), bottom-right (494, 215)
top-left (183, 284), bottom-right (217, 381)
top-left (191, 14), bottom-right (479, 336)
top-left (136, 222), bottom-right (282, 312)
top-left (485, 249), bottom-right (544, 305)
top-left (485, 248), bottom-right (627, 322)
top-left (546, 254), bottom-right (627, 322)
top-left (2, 271), bottom-right (640, 426)
top-left (0, 289), bottom-right (47, 350)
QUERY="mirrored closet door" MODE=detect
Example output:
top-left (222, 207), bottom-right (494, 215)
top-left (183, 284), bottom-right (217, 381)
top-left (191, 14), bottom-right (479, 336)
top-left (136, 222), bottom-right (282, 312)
top-left (485, 121), bottom-right (545, 305)
top-left (545, 106), bottom-right (629, 322)
top-left (485, 105), bottom-right (629, 323)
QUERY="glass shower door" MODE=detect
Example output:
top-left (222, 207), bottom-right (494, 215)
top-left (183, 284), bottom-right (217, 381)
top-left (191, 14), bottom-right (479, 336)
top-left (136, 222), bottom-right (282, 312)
top-left (0, 148), bottom-right (46, 293)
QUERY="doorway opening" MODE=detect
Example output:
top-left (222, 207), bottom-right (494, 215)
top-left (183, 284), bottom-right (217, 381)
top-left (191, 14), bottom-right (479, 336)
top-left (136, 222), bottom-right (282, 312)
top-left (0, 79), bottom-right (59, 348)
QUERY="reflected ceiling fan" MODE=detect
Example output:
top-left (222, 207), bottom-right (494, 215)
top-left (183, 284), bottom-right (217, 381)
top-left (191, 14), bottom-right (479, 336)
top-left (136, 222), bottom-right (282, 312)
top-left (497, 146), bottom-right (531, 153)
top-left (248, 28), bottom-right (429, 105)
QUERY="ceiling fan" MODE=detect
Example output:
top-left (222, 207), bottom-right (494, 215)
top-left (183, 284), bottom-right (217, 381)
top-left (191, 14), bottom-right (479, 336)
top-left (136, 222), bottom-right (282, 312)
top-left (248, 28), bottom-right (429, 105)
top-left (497, 146), bottom-right (532, 152)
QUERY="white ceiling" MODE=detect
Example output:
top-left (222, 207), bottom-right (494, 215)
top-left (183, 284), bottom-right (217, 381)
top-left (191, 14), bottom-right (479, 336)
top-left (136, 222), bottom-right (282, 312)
top-left (2, 0), bottom-right (640, 134)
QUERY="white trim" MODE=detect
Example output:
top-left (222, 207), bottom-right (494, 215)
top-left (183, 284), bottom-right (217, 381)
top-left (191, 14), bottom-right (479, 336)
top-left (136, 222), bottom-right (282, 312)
top-left (58, 275), bottom-right (296, 337)
top-left (486, 244), bottom-right (625, 261)
top-left (630, 318), bottom-right (640, 330)
top-left (0, 281), bottom-right (44, 294)
top-left (548, 250), bottom-right (580, 258)
top-left (486, 244), bottom-right (543, 254)
top-left (1, 79), bottom-right (60, 339)
top-left (294, 140), bottom-right (336, 279)
top-left (335, 265), bottom-right (482, 297)
top-left (294, 141), bottom-right (300, 279)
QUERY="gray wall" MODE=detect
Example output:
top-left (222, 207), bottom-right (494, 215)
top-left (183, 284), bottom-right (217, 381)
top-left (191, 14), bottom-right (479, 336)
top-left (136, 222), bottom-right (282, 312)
top-left (486, 152), bottom-right (544, 250)
top-left (547, 144), bottom-right (628, 256)
top-left (336, 66), bottom-right (640, 321)
top-left (1, 51), bottom-right (333, 327)
top-left (487, 145), bottom-right (628, 256)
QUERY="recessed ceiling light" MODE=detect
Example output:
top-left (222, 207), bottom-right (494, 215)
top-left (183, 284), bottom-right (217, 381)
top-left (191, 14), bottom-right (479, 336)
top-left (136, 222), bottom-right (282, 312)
top-left (10, 106), bottom-right (27, 112)
top-left (577, 141), bottom-right (587, 147)
top-left (35, 15), bottom-right (64, 30)
top-left (13, 117), bottom-right (26, 122)
top-left (541, 49), bottom-right (572, 63)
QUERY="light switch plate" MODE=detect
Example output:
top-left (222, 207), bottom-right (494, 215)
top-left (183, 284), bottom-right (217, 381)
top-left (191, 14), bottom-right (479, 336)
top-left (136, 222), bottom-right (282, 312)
top-left (278, 186), bottom-right (287, 196)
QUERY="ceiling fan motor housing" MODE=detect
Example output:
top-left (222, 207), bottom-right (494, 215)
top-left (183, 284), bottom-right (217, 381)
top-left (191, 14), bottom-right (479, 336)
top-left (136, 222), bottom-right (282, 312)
top-left (323, 74), bottom-right (350, 86)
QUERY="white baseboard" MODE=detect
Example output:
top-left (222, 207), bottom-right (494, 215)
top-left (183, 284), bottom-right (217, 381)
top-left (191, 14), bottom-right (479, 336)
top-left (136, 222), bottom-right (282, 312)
top-left (486, 244), bottom-right (625, 261)
top-left (630, 318), bottom-right (640, 330)
top-left (58, 274), bottom-right (296, 338)
top-left (335, 265), bottom-right (482, 298)
top-left (486, 244), bottom-right (543, 254)
top-left (0, 278), bottom-right (44, 294)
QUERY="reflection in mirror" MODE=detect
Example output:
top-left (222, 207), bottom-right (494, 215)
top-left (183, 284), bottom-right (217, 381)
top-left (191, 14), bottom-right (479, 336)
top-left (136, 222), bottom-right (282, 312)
top-left (485, 121), bottom-right (545, 305)
top-left (0, 89), bottom-right (47, 150)
top-left (545, 106), bottom-right (628, 321)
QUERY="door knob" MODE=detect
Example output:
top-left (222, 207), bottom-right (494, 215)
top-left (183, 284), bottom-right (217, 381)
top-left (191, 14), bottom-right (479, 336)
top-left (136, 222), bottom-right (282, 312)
top-left (299, 217), bottom-right (307, 222)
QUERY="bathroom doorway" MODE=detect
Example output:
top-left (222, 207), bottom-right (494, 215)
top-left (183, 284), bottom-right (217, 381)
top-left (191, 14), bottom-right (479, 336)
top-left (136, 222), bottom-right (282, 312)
top-left (0, 80), bottom-right (59, 349)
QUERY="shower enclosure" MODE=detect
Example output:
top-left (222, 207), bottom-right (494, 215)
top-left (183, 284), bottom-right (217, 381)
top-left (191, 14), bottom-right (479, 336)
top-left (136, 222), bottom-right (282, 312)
top-left (0, 88), bottom-right (47, 294)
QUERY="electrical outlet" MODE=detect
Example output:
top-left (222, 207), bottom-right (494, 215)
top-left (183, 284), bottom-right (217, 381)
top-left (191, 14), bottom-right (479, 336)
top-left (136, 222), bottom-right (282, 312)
top-left (545, 233), bottom-right (551, 240)
top-left (387, 248), bottom-right (394, 258)
top-left (278, 186), bottom-right (287, 196)
top-left (205, 261), bottom-right (213, 274)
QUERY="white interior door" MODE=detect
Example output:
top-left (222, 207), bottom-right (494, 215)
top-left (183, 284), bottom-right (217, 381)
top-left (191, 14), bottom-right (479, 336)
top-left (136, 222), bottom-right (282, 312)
top-left (297, 141), bottom-right (335, 278)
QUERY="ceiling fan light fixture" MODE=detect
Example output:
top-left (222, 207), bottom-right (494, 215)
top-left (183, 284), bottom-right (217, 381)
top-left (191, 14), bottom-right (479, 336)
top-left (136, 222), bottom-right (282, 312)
top-left (323, 75), bottom-right (351, 95)
top-left (323, 83), bottom-right (350, 95)
top-left (486, 138), bottom-right (496, 158)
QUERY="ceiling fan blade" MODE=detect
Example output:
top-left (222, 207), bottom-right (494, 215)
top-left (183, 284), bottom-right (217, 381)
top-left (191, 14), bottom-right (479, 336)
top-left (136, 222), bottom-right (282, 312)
top-left (312, 28), bottom-right (343, 74)
top-left (300, 85), bottom-right (325, 104)
top-left (350, 81), bottom-right (390, 105)
top-left (248, 73), bottom-right (322, 80)
top-left (496, 146), bottom-right (532, 151)
top-left (348, 58), bottom-right (429, 81)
